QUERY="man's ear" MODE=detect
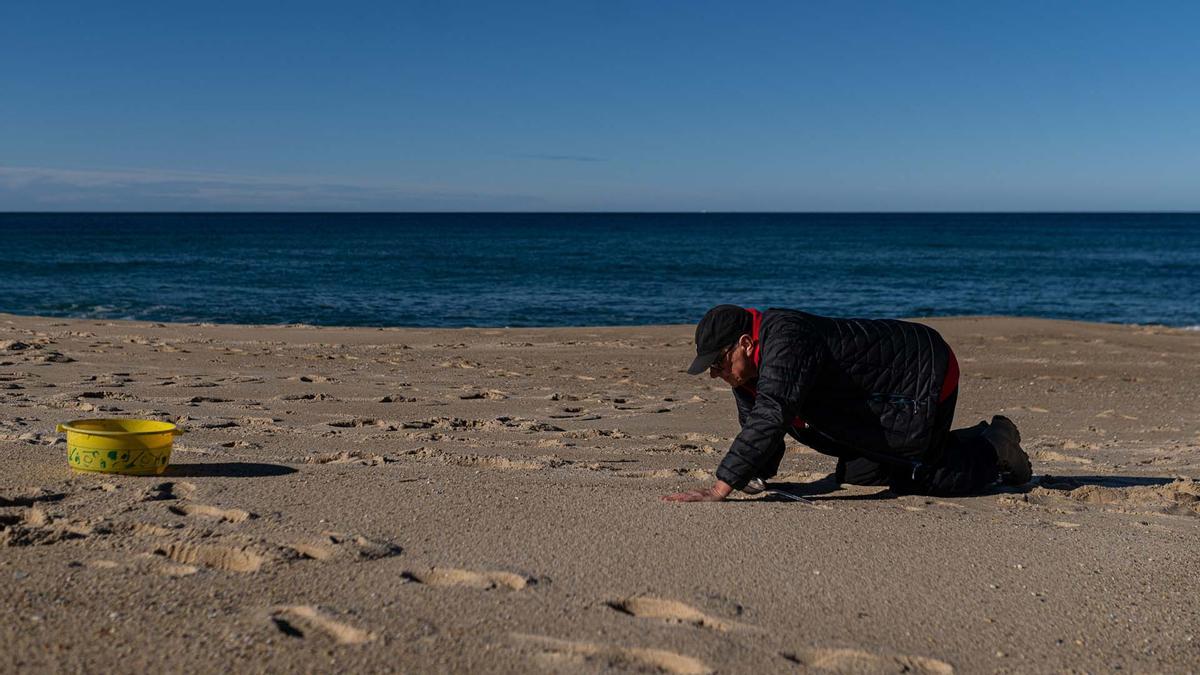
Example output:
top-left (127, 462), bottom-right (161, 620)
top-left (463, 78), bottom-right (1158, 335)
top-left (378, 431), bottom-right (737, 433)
top-left (739, 333), bottom-right (754, 352)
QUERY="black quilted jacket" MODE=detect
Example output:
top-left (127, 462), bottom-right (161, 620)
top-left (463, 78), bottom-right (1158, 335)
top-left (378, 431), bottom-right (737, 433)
top-left (716, 308), bottom-right (955, 490)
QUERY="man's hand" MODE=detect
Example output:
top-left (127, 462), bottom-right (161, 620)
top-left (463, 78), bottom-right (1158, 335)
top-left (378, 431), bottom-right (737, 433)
top-left (662, 480), bottom-right (733, 502)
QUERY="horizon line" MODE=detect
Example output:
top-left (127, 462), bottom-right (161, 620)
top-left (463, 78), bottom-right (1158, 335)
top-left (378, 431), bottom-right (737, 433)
top-left (2, 210), bottom-right (1198, 215)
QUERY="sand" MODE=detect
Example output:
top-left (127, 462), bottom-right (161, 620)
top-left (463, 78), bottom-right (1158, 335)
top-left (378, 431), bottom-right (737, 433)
top-left (1, 313), bottom-right (1198, 673)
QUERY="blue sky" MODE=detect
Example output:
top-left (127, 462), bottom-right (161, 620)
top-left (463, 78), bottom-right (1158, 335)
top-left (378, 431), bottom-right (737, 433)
top-left (2, 1), bottom-right (1198, 211)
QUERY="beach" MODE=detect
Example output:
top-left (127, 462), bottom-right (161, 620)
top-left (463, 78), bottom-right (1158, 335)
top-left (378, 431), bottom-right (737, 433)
top-left (2, 313), bottom-right (1198, 673)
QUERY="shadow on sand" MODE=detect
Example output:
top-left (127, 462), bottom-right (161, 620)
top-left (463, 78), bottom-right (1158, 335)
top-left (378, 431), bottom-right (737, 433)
top-left (753, 475), bottom-right (896, 503)
top-left (1032, 474), bottom-right (1179, 490)
top-left (164, 462), bottom-right (297, 478)
top-left (746, 473), bottom-right (1185, 504)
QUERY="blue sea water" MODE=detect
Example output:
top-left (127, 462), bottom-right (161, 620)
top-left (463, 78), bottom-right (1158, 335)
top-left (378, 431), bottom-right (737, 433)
top-left (1, 213), bottom-right (1197, 328)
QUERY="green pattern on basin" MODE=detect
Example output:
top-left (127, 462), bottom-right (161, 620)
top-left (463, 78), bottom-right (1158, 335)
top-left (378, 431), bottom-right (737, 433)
top-left (68, 444), bottom-right (171, 475)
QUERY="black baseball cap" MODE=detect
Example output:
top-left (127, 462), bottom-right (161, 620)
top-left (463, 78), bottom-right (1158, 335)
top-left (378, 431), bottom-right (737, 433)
top-left (687, 304), bottom-right (753, 375)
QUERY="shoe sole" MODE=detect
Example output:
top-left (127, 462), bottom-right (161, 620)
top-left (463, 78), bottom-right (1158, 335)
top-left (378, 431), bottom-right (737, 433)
top-left (742, 478), bottom-right (766, 495)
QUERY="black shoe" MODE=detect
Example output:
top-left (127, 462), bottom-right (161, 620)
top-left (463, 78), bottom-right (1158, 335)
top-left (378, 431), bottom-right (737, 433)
top-left (983, 415), bottom-right (1032, 485)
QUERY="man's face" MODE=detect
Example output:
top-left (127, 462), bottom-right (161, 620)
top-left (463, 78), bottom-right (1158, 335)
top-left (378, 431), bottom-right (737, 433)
top-left (708, 334), bottom-right (758, 388)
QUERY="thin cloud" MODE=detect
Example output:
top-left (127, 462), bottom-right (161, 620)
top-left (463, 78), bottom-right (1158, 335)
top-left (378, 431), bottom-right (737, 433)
top-left (0, 165), bottom-right (547, 211)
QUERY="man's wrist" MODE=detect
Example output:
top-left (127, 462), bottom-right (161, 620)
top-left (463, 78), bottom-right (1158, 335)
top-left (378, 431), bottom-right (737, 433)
top-left (711, 480), bottom-right (733, 498)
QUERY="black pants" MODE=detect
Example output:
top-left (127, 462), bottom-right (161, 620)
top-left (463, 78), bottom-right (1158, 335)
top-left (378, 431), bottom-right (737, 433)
top-left (834, 390), bottom-right (1000, 496)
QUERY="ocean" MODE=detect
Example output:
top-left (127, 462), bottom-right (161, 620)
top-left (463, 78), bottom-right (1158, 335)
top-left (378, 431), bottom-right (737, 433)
top-left (1, 213), bottom-right (1197, 328)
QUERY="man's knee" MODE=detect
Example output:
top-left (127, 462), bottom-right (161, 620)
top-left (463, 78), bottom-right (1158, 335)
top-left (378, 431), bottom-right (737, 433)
top-left (836, 456), bottom-right (892, 486)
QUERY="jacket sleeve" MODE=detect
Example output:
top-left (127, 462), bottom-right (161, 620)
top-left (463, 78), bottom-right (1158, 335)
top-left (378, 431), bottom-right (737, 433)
top-left (733, 387), bottom-right (787, 481)
top-left (734, 386), bottom-right (755, 427)
top-left (717, 319), bottom-right (823, 489)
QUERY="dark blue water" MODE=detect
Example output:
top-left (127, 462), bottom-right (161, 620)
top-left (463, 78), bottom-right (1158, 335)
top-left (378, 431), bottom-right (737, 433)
top-left (1, 213), bottom-right (1197, 328)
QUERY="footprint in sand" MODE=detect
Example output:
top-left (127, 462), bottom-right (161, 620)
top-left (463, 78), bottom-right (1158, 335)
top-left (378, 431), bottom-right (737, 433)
top-left (644, 443), bottom-right (719, 455)
top-left (286, 531), bottom-right (402, 561)
top-left (270, 605), bottom-right (376, 645)
top-left (598, 467), bottom-right (710, 480)
top-left (459, 388), bottom-right (508, 400)
top-left (288, 374), bottom-right (336, 383)
top-left (549, 406), bottom-right (588, 419)
top-left (561, 428), bottom-right (629, 440)
top-left (97, 551), bottom-right (201, 576)
top-left (436, 358), bottom-right (482, 369)
top-left (1093, 409), bottom-right (1137, 420)
top-left (186, 396), bottom-right (232, 404)
top-left (0, 488), bottom-right (65, 508)
top-left (403, 566), bottom-right (533, 591)
top-left (154, 541), bottom-right (268, 573)
top-left (141, 482), bottom-right (255, 523)
top-left (195, 417), bottom-right (240, 427)
top-left (398, 446), bottom-right (567, 471)
top-left (606, 596), bottom-right (743, 632)
top-left (1033, 450), bottom-right (1093, 465)
top-left (140, 481), bottom-right (197, 502)
top-left (1033, 478), bottom-right (1200, 517)
top-left (326, 417), bottom-right (397, 430)
top-left (74, 390), bottom-right (139, 402)
top-left (303, 450), bottom-right (388, 466)
top-left (157, 562), bottom-right (200, 577)
top-left (782, 647), bottom-right (954, 674)
top-left (167, 502), bottom-right (255, 523)
top-left (2, 507), bottom-right (92, 546)
top-left (511, 633), bottom-right (712, 675)
top-left (278, 392), bottom-right (337, 401)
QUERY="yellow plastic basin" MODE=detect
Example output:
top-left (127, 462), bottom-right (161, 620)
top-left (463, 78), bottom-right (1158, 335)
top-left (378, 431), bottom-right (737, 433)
top-left (57, 419), bottom-right (184, 475)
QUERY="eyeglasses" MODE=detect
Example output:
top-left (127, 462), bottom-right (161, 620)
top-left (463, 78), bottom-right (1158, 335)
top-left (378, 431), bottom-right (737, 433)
top-left (708, 344), bottom-right (736, 373)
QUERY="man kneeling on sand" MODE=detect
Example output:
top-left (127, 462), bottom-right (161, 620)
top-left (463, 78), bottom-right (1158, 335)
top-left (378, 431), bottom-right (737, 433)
top-left (663, 305), bottom-right (1033, 502)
